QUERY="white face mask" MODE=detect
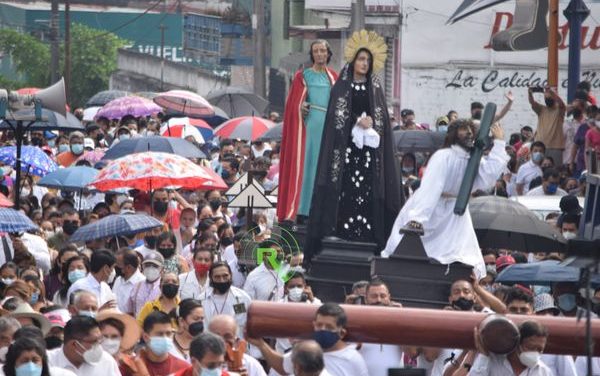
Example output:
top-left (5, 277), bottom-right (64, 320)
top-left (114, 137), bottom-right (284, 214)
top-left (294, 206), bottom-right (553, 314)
top-left (288, 287), bottom-right (304, 302)
top-left (101, 338), bottom-right (121, 355)
top-left (0, 345), bottom-right (8, 362)
top-left (143, 266), bottom-right (161, 282)
top-left (563, 231), bottom-right (577, 240)
top-left (115, 195), bottom-right (128, 206)
top-left (107, 268), bottom-right (116, 284)
top-left (78, 342), bottom-right (104, 364)
top-left (518, 351), bottom-right (541, 368)
top-left (20, 188), bottom-right (31, 197)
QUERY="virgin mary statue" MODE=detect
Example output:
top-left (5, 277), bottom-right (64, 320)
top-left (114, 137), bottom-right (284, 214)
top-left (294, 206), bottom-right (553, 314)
top-left (306, 30), bottom-right (404, 257)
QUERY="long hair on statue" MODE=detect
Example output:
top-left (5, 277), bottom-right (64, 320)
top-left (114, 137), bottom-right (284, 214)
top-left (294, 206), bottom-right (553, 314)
top-left (443, 119), bottom-right (476, 148)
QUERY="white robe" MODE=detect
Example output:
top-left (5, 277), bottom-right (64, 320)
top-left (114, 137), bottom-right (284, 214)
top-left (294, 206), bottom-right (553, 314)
top-left (382, 140), bottom-right (509, 277)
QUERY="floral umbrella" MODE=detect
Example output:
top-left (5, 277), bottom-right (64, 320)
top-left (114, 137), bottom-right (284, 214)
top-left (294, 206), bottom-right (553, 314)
top-left (89, 151), bottom-right (227, 192)
top-left (95, 96), bottom-right (162, 120)
top-left (214, 116), bottom-right (274, 141)
top-left (76, 149), bottom-right (106, 165)
top-left (0, 146), bottom-right (58, 177)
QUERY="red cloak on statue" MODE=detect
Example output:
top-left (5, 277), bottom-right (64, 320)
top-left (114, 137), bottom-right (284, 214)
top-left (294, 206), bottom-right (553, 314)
top-left (277, 67), bottom-right (337, 222)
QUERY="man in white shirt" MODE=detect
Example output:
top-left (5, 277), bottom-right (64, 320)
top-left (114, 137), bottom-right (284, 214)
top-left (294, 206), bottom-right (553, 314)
top-left (112, 248), bottom-right (145, 312)
top-left (515, 141), bottom-right (545, 195)
top-left (250, 303), bottom-right (369, 376)
top-left (208, 315), bottom-right (266, 376)
top-left (47, 316), bottom-right (121, 376)
top-left (291, 340), bottom-right (331, 376)
top-left (243, 241), bottom-right (285, 302)
top-left (526, 168), bottom-right (567, 197)
top-left (67, 249), bottom-right (117, 308)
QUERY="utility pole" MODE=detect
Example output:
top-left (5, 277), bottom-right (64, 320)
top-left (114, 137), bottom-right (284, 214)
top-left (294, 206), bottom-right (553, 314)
top-left (159, 24), bottom-right (166, 91)
top-left (50, 0), bottom-right (59, 84)
top-left (547, 0), bottom-right (559, 89)
top-left (351, 0), bottom-right (365, 32)
top-left (64, 0), bottom-right (71, 103)
top-left (253, 0), bottom-right (266, 98)
top-left (564, 0), bottom-right (590, 102)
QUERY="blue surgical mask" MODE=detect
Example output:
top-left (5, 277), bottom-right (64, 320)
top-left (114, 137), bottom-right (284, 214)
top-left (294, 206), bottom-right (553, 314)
top-left (119, 134), bottom-right (130, 141)
top-left (313, 330), bottom-right (340, 349)
top-left (48, 139), bottom-right (56, 148)
top-left (148, 336), bottom-right (172, 356)
top-left (532, 152), bottom-right (544, 163)
top-left (71, 144), bottom-right (84, 155)
top-left (201, 367), bottom-right (221, 376)
top-left (78, 310), bottom-right (97, 319)
top-left (221, 169), bottom-right (230, 179)
top-left (58, 144), bottom-right (70, 154)
top-left (68, 269), bottom-right (86, 283)
top-left (15, 361), bottom-right (42, 376)
top-left (402, 167), bottom-right (414, 174)
top-left (546, 183), bottom-right (558, 194)
top-left (438, 125), bottom-right (448, 133)
top-left (557, 293), bottom-right (577, 312)
top-left (30, 292), bottom-right (39, 305)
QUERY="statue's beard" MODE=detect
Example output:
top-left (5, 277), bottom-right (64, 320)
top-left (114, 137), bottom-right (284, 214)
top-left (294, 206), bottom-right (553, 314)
top-left (456, 137), bottom-right (474, 151)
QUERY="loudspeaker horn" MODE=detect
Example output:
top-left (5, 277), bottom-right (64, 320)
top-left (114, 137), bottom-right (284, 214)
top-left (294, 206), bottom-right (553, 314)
top-left (34, 78), bottom-right (67, 116)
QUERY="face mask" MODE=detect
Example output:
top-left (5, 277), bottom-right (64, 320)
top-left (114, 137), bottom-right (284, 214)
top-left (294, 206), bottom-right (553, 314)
top-left (62, 221), bottom-right (79, 236)
top-left (209, 199), bottom-right (221, 212)
top-left (545, 98), bottom-right (555, 107)
top-left (451, 297), bottom-right (475, 311)
top-left (21, 188), bottom-right (31, 197)
top-left (211, 280), bottom-right (232, 294)
top-left (78, 310), bottom-right (97, 319)
top-left (143, 266), bottom-right (161, 282)
top-left (58, 144), bottom-right (70, 154)
top-left (45, 336), bottom-right (63, 350)
top-left (313, 330), bottom-right (340, 349)
top-left (44, 230), bottom-right (55, 239)
top-left (519, 350), bottom-right (541, 368)
top-left (483, 285), bottom-right (495, 293)
top-left (545, 183), bottom-right (558, 194)
top-left (563, 231), bottom-right (577, 240)
top-left (188, 321), bottom-right (204, 336)
top-left (557, 293), bottom-right (577, 312)
top-left (107, 268), bottom-right (116, 284)
top-left (220, 237), bottom-right (233, 247)
top-left (0, 346), bottom-right (7, 362)
top-left (119, 134), bottom-right (130, 141)
top-left (194, 262), bottom-right (211, 275)
top-left (472, 111), bottom-right (482, 120)
top-left (146, 131), bottom-right (156, 136)
top-left (2, 278), bottom-right (14, 286)
top-left (161, 283), bottom-right (179, 299)
top-left (71, 144), bottom-right (84, 155)
top-left (271, 158), bottom-right (280, 164)
top-left (438, 125), bottom-right (448, 133)
top-left (531, 152), bottom-right (544, 163)
top-left (288, 287), bottom-right (305, 302)
top-left (401, 167), bottom-right (413, 174)
top-left (200, 367), bottom-right (221, 376)
top-left (144, 235), bottom-right (158, 249)
top-left (148, 336), bottom-right (172, 356)
top-left (485, 264), bottom-right (496, 275)
top-left (158, 247), bottom-right (176, 259)
top-left (30, 292), bottom-right (39, 305)
top-left (48, 139), bottom-right (56, 148)
top-left (115, 195), bottom-right (128, 206)
top-left (153, 201), bottom-right (169, 215)
top-left (78, 342), bottom-right (103, 364)
top-left (15, 361), bottom-right (42, 376)
top-left (101, 338), bottom-right (121, 355)
top-left (221, 170), bottom-right (230, 180)
top-left (68, 269), bottom-right (86, 283)
top-left (572, 109), bottom-right (583, 119)
top-left (259, 224), bottom-right (267, 233)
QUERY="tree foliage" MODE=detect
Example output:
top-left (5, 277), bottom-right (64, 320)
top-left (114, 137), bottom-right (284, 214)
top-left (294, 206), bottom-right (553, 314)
top-left (0, 29), bottom-right (50, 88)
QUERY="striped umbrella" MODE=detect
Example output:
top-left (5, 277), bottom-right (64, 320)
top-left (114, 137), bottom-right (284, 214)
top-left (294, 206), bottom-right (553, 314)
top-left (154, 90), bottom-right (214, 117)
top-left (0, 208), bottom-right (38, 232)
top-left (161, 117), bottom-right (212, 143)
top-left (214, 116), bottom-right (274, 141)
top-left (95, 96), bottom-right (162, 120)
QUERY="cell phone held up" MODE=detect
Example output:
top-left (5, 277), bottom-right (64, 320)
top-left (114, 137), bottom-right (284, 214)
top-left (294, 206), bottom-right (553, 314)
top-left (530, 86), bottom-right (544, 93)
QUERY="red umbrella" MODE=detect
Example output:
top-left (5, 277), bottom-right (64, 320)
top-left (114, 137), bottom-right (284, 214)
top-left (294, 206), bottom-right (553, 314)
top-left (0, 193), bottom-right (12, 208)
top-left (214, 116), bottom-right (274, 141)
top-left (154, 90), bottom-right (214, 117)
top-left (16, 88), bottom-right (40, 95)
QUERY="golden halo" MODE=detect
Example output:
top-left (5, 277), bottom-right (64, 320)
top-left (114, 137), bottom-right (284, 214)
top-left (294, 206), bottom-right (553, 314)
top-left (344, 30), bottom-right (387, 72)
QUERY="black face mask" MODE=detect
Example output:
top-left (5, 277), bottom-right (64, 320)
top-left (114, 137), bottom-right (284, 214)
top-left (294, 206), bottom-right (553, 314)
top-left (571, 109), bottom-right (583, 119)
top-left (158, 247), bottom-right (175, 259)
top-left (96, 133), bottom-right (104, 142)
top-left (452, 297), bottom-right (475, 311)
top-left (45, 336), bottom-right (63, 350)
top-left (188, 321), bottom-right (204, 336)
top-left (545, 98), bottom-right (555, 107)
top-left (254, 171), bottom-right (268, 181)
top-left (161, 283), bottom-right (179, 298)
top-left (209, 199), bottom-right (221, 212)
top-left (472, 111), bottom-right (482, 120)
top-left (144, 235), bottom-right (158, 249)
top-left (153, 200), bottom-right (169, 215)
top-left (220, 236), bottom-right (234, 247)
top-left (62, 221), bottom-right (79, 236)
top-left (211, 280), bottom-right (232, 294)
top-left (31, 137), bottom-right (43, 147)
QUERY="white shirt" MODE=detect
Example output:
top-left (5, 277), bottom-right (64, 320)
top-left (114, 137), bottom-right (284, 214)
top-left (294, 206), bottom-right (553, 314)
top-left (540, 353), bottom-right (578, 376)
top-left (563, 119), bottom-right (581, 165)
top-left (469, 354), bottom-right (553, 376)
top-left (358, 343), bottom-right (404, 376)
top-left (283, 345), bottom-right (369, 376)
top-left (112, 269), bottom-right (145, 312)
top-left (229, 258), bottom-right (247, 289)
top-left (575, 356), bottom-right (600, 375)
top-left (416, 348), bottom-right (456, 376)
top-left (20, 232), bottom-right (51, 273)
top-left (243, 263), bottom-right (284, 302)
top-left (203, 286), bottom-right (252, 339)
top-left (178, 271), bottom-right (211, 300)
top-left (516, 160), bottom-right (543, 194)
top-left (47, 347), bottom-right (121, 376)
top-left (526, 185), bottom-right (567, 197)
top-left (230, 354), bottom-right (266, 376)
top-left (67, 273), bottom-right (116, 306)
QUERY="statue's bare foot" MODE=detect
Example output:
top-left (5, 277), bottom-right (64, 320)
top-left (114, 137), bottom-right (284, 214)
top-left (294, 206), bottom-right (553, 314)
top-left (400, 220), bottom-right (424, 236)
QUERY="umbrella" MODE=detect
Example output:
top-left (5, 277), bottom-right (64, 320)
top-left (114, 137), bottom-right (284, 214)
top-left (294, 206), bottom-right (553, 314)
top-left (0, 208), bottom-right (38, 232)
top-left (0, 146), bottom-right (58, 177)
top-left (83, 107), bottom-right (101, 122)
top-left (76, 149), bottom-right (106, 165)
top-left (69, 213), bottom-right (163, 242)
top-left (15, 88), bottom-right (40, 95)
top-left (90, 151), bottom-right (226, 191)
top-left (0, 109), bottom-right (83, 132)
top-left (95, 96), bottom-right (162, 121)
top-left (165, 117), bottom-right (214, 141)
top-left (257, 122), bottom-right (283, 142)
top-left (447, 0), bottom-right (509, 24)
top-left (199, 105), bottom-right (229, 127)
top-left (495, 260), bottom-right (583, 286)
top-left (394, 130), bottom-right (445, 153)
top-left (214, 116), bottom-right (274, 141)
top-left (0, 193), bottom-right (12, 208)
top-left (102, 137), bottom-right (206, 160)
top-left (160, 118), bottom-right (206, 144)
top-left (154, 90), bottom-right (214, 118)
top-left (37, 166), bottom-right (99, 191)
top-left (469, 196), bottom-right (565, 253)
top-left (207, 87), bottom-right (269, 118)
top-left (86, 90), bottom-right (129, 107)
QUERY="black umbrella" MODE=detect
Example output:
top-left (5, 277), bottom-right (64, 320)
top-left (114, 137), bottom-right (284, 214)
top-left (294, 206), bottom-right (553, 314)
top-left (102, 137), bottom-right (206, 160)
top-left (207, 87), bottom-right (269, 118)
top-left (257, 122), bottom-right (283, 142)
top-left (469, 196), bottom-right (565, 253)
top-left (85, 90), bottom-right (128, 107)
top-left (394, 130), bottom-right (445, 153)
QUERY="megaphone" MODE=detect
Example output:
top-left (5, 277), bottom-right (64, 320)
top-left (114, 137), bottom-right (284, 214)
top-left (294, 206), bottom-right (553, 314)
top-left (4, 78), bottom-right (67, 117)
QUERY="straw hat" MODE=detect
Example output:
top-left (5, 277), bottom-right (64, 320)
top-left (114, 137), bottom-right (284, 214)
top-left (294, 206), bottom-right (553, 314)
top-left (9, 304), bottom-right (51, 335)
top-left (96, 309), bottom-right (141, 352)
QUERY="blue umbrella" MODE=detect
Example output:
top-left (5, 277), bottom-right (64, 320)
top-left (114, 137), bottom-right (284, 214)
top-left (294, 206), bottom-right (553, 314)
top-left (101, 137), bottom-right (206, 160)
top-left (0, 208), bottom-right (38, 233)
top-left (69, 213), bottom-right (163, 242)
top-left (0, 146), bottom-right (57, 177)
top-left (37, 166), bottom-right (99, 191)
top-left (496, 260), bottom-right (600, 286)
